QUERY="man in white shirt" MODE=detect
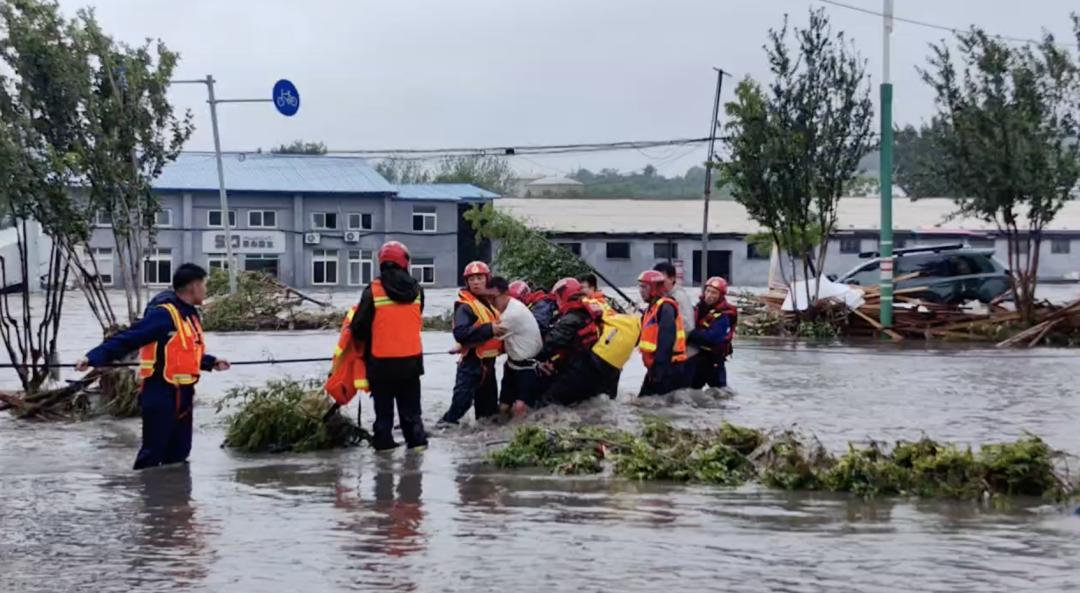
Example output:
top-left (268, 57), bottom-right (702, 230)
top-left (489, 277), bottom-right (543, 417)
top-left (653, 262), bottom-right (698, 387)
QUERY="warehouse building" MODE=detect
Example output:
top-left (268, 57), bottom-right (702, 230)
top-left (87, 153), bottom-right (498, 290)
top-left (496, 197), bottom-right (1080, 287)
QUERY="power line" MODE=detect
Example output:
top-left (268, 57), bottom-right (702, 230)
top-left (817, 0), bottom-right (1080, 49)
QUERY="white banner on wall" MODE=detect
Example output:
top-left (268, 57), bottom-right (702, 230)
top-left (201, 230), bottom-right (287, 254)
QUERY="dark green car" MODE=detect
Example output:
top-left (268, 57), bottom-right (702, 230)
top-left (835, 245), bottom-right (1012, 304)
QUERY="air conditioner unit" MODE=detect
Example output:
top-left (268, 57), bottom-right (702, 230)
top-left (304, 232), bottom-right (321, 245)
top-left (343, 231), bottom-right (360, 244)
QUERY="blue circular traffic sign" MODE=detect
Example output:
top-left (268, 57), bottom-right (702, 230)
top-left (272, 79), bottom-right (300, 117)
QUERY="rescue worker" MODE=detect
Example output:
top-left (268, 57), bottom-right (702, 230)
top-left (76, 264), bottom-right (230, 470)
top-left (439, 261), bottom-right (504, 425)
top-left (536, 277), bottom-right (618, 406)
top-left (523, 286), bottom-right (558, 337)
top-left (637, 269), bottom-right (687, 396)
top-left (653, 262), bottom-right (697, 387)
top-left (688, 276), bottom-right (736, 389)
top-left (348, 241), bottom-right (427, 451)
top-left (491, 277), bottom-right (543, 417)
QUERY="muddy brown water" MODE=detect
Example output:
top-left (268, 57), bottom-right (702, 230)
top-left (2, 292), bottom-right (1080, 592)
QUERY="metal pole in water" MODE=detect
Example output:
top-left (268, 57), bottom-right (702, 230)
top-left (879, 0), bottom-right (895, 330)
top-left (701, 68), bottom-right (726, 287)
top-left (206, 75), bottom-right (238, 295)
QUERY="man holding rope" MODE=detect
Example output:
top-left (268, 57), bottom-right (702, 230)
top-left (76, 264), bottom-right (230, 470)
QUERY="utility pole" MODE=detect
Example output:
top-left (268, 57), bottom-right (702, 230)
top-left (878, 0), bottom-right (895, 330)
top-left (701, 68), bottom-right (728, 287)
top-left (205, 76), bottom-right (238, 295)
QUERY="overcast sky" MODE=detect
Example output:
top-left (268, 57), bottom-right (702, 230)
top-left (56, 0), bottom-right (1079, 177)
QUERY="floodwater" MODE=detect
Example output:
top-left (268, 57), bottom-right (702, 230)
top-left (2, 291), bottom-right (1080, 592)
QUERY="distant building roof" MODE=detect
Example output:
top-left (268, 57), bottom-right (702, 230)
top-left (497, 197), bottom-right (1080, 235)
top-left (154, 153), bottom-right (396, 194)
top-left (527, 176), bottom-right (584, 187)
top-left (394, 183), bottom-right (500, 201)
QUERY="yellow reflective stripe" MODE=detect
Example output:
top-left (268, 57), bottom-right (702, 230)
top-left (639, 341), bottom-right (658, 352)
top-left (354, 379), bottom-right (369, 389)
top-left (333, 345), bottom-right (344, 356)
top-left (675, 329), bottom-right (686, 339)
top-left (159, 304), bottom-right (188, 349)
top-left (373, 297), bottom-right (393, 307)
top-left (345, 308), bottom-right (357, 322)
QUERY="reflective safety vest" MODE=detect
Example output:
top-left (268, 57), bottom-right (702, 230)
top-left (455, 290), bottom-right (503, 359)
top-left (138, 303), bottom-right (205, 386)
top-left (639, 297), bottom-right (687, 368)
top-left (370, 279), bottom-right (423, 358)
top-left (697, 300), bottom-right (737, 358)
top-left (324, 305), bottom-right (369, 406)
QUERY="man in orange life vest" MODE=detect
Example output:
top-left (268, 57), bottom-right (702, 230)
top-left (637, 269), bottom-right (687, 397)
top-left (439, 261), bottom-right (504, 425)
top-left (348, 241), bottom-right (428, 450)
top-left (76, 264), bottom-right (230, 470)
top-left (688, 276), bottom-right (736, 389)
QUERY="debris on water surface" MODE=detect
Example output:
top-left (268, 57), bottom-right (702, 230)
top-left (217, 378), bottom-right (369, 453)
top-left (0, 367), bottom-right (141, 421)
top-left (491, 419), bottom-right (1076, 502)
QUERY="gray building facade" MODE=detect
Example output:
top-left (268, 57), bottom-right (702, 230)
top-left (87, 154), bottom-right (497, 290)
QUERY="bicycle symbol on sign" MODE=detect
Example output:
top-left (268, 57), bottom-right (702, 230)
top-left (276, 89), bottom-right (298, 109)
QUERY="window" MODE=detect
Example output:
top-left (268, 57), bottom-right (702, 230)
top-left (1051, 239), bottom-right (1071, 254)
top-left (348, 250), bottom-right (374, 286)
top-left (311, 212), bottom-right (338, 230)
top-left (248, 210), bottom-right (277, 228)
top-left (412, 206), bottom-right (437, 232)
top-left (893, 237), bottom-right (907, 250)
top-left (1016, 240), bottom-right (1029, 255)
top-left (746, 242), bottom-right (769, 260)
top-left (312, 249), bottom-right (338, 285)
top-left (208, 209), bottom-right (237, 228)
top-left (154, 209), bottom-right (173, 228)
top-left (83, 247), bottom-right (114, 286)
top-left (207, 254), bottom-right (234, 270)
top-left (845, 261), bottom-right (879, 286)
top-left (347, 213), bottom-right (373, 231)
top-left (606, 242), bottom-right (630, 260)
top-left (244, 254), bottom-right (279, 278)
top-left (948, 255), bottom-right (993, 276)
top-left (558, 242), bottom-right (581, 256)
top-left (654, 242), bottom-right (678, 260)
top-left (839, 238), bottom-right (862, 254)
top-left (897, 254), bottom-right (950, 278)
top-left (143, 248), bottom-right (172, 286)
top-left (410, 257), bottom-right (435, 285)
top-left (95, 211), bottom-right (113, 227)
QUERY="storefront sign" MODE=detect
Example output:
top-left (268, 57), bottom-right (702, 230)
top-left (201, 230), bottom-right (287, 254)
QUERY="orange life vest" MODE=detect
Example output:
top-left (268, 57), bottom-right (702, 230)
top-left (589, 291), bottom-right (607, 305)
top-left (324, 305), bottom-right (369, 406)
top-left (370, 279), bottom-right (423, 358)
top-left (138, 303), bottom-right (205, 385)
top-left (639, 296), bottom-right (687, 368)
top-left (697, 300), bottom-right (737, 357)
top-left (455, 289), bottom-right (503, 359)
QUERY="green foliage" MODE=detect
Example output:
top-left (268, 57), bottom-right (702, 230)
top-left (567, 165), bottom-right (731, 199)
top-left (376, 155), bottom-right (514, 195)
top-left (795, 320), bottom-right (840, 340)
top-left (375, 158), bottom-right (431, 184)
top-left (217, 378), bottom-right (368, 453)
top-left (893, 120), bottom-right (954, 198)
top-left (920, 23), bottom-right (1080, 323)
top-left (721, 8), bottom-right (874, 310)
top-left (491, 422), bottom-right (1074, 501)
top-left (272, 139), bottom-right (327, 155)
top-left (464, 203), bottom-right (590, 290)
top-left (202, 268), bottom-right (340, 331)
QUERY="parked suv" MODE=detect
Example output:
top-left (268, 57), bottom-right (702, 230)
top-left (833, 244), bottom-right (1012, 304)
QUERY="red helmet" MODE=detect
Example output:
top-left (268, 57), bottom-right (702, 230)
top-left (638, 270), bottom-right (667, 300)
top-left (508, 280), bottom-right (530, 301)
top-left (705, 276), bottom-right (728, 295)
top-left (378, 241), bottom-right (410, 269)
top-left (552, 277), bottom-right (583, 313)
top-left (463, 261), bottom-right (491, 279)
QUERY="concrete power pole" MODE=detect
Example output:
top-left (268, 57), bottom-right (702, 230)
top-left (878, 0), bottom-right (895, 330)
top-left (701, 68), bottom-right (728, 286)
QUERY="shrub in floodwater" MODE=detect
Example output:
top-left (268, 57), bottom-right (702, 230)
top-left (979, 436), bottom-right (1065, 498)
top-left (217, 378), bottom-right (368, 453)
top-left (822, 443), bottom-right (911, 497)
top-left (717, 422), bottom-right (765, 455)
top-left (755, 431), bottom-right (833, 491)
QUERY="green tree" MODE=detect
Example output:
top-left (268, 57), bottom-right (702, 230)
top-left (921, 22), bottom-right (1080, 323)
top-left (721, 9), bottom-right (874, 310)
top-left (374, 158), bottom-right (431, 184)
top-left (433, 155), bottom-right (513, 195)
top-left (272, 139), bottom-right (327, 155)
top-left (893, 119), bottom-right (954, 198)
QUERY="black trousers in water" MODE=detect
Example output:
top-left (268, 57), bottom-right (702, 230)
top-left (442, 355), bottom-right (498, 423)
top-left (639, 362), bottom-right (685, 397)
top-left (500, 360), bottom-right (539, 408)
top-left (368, 364), bottom-right (427, 450)
top-left (134, 379), bottom-right (194, 470)
top-left (689, 354), bottom-right (727, 389)
top-left (541, 353), bottom-right (619, 406)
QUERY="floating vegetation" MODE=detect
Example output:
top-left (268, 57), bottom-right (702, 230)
top-left (491, 419), bottom-right (1076, 502)
top-left (217, 378), bottom-right (369, 453)
top-left (202, 270), bottom-right (340, 332)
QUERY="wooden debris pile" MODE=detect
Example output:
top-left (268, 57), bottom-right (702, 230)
top-left (202, 270), bottom-right (342, 332)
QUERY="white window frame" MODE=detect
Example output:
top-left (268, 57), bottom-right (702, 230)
top-left (84, 246), bottom-right (114, 286)
top-left (347, 212), bottom-right (373, 231)
top-left (94, 211), bottom-right (113, 227)
top-left (206, 253), bottom-right (235, 271)
top-left (347, 250), bottom-right (374, 286)
top-left (410, 257), bottom-right (436, 286)
top-left (412, 207), bottom-right (437, 233)
top-left (247, 210), bottom-right (277, 229)
top-left (311, 212), bottom-right (338, 231)
top-left (244, 254), bottom-right (280, 278)
top-left (311, 249), bottom-right (339, 286)
top-left (154, 208), bottom-right (173, 228)
top-left (143, 248), bottom-right (173, 286)
top-left (207, 209), bottom-right (237, 228)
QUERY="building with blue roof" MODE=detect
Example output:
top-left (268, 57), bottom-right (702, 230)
top-left (88, 153), bottom-right (498, 289)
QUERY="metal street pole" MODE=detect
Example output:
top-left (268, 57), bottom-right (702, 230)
top-left (205, 75), bottom-right (238, 295)
top-left (701, 68), bottom-right (727, 287)
top-left (879, 0), bottom-right (895, 330)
